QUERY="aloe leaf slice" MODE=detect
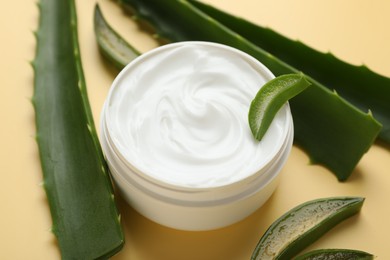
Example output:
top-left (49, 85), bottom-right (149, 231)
top-left (294, 249), bottom-right (374, 260)
top-left (249, 74), bottom-right (311, 141)
top-left (94, 4), bottom-right (140, 70)
top-left (189, 0), bottom-right (390, 144)
top-left (33, 0), bottom-right (124, 258)
top-left (118, 0), bottom-right (382, 180)
top-left (251, 197), bottom-right (365, 260)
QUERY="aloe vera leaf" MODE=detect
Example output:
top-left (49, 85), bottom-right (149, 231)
top-left (189, 0), bottom-right (390, 144)
top-left (294, 249), bottom-right (374, 260)
top-left (94, 4), bottom-right (140, 70)
top-left (251, 197), bottom-right (365, 260)
top-left (118, 0), bottom-right (381, 180)
top-left (32, 0), bottom-right (124, 258)
top-left (249, 74), bottom-right (311, 141)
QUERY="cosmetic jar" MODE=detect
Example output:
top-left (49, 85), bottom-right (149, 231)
top-left (100, 41), bottom-right (293, 231)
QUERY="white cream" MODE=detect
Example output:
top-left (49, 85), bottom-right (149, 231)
top-left (101, 42), bottom-right (294, 230)
top-left (105, 42), bottom-right (288, 188)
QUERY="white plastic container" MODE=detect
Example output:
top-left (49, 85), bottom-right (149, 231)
top-left (100, 42), bottom-right (294, 231)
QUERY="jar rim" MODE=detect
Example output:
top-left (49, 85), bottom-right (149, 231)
top-left (102, 41), bottom-right (293, 191)
top-left (101, 116), bottom-right (293, 206)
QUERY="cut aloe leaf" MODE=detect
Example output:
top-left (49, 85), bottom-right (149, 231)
top-left (189, 0), bottom-right (390, 144)
top-left (251, 197), bottom-right (365, 260)
top-left (249, 74), bottom-right (311, 141)
top-left (294, 249), bottom-right (374, 260)
top-left (94, 4), bottom-right (140, 70)
top-left (118, 0), bottom-right (382, 180)
top-left (33, 0), bottom-right (124, 258)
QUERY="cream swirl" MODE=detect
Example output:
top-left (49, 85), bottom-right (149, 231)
top-left (105, 42), bottom-right (289, 188)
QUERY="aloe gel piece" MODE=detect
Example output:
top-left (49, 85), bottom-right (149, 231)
top-left (251, 197), bottom-right (365, 260)
top-left (294, 248), bottom-right (374, 260)
top-left (249, 74), bottom-right (311, 141)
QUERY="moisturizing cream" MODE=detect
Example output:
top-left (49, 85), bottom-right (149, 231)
top-left (101, 42), bottom-right (293, 231)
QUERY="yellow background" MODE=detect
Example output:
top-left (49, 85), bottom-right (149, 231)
top-left (1, 0), bottom-right (389, 259)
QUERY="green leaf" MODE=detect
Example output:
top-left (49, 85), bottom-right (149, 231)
top-left (94, 4), bottom-right (140, 70)
top-left (189, 0), bottom-right (390, 144)
top-left (117, 0), bottom-right (382, 180)
top-left (249, 73), bottom-right (311, 141)
top-left (33, 0), bottom-right (124, 258)
top-left (251, 197), bottom-right (365, 260)
top-left (294, 249), bottom-right (374, 260)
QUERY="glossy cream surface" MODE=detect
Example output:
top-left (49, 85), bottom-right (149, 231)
top-left (106, 42), bottom-right (288, 188)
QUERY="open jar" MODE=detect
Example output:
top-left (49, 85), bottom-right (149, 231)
top-left (100, 41), bottom-right (293, 231)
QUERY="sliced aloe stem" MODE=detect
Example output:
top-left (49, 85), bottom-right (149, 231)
top-left (251, 197), bottom-right (365, 260)
top-left (33, 0), bottom-right (124, 258)
top-left (117, 0), bottom-right (381, 181)
top-left (294, 249), bottom-right (374, 260)
top-left (189, 0), bottom-right (390, 144)
top-left (249, 73), bottom-right (311, 141)
top-left (94, 4), bottom-right (140, 70)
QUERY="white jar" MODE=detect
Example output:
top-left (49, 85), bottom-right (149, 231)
top-left (100, 42), bottom-right (294, 231)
